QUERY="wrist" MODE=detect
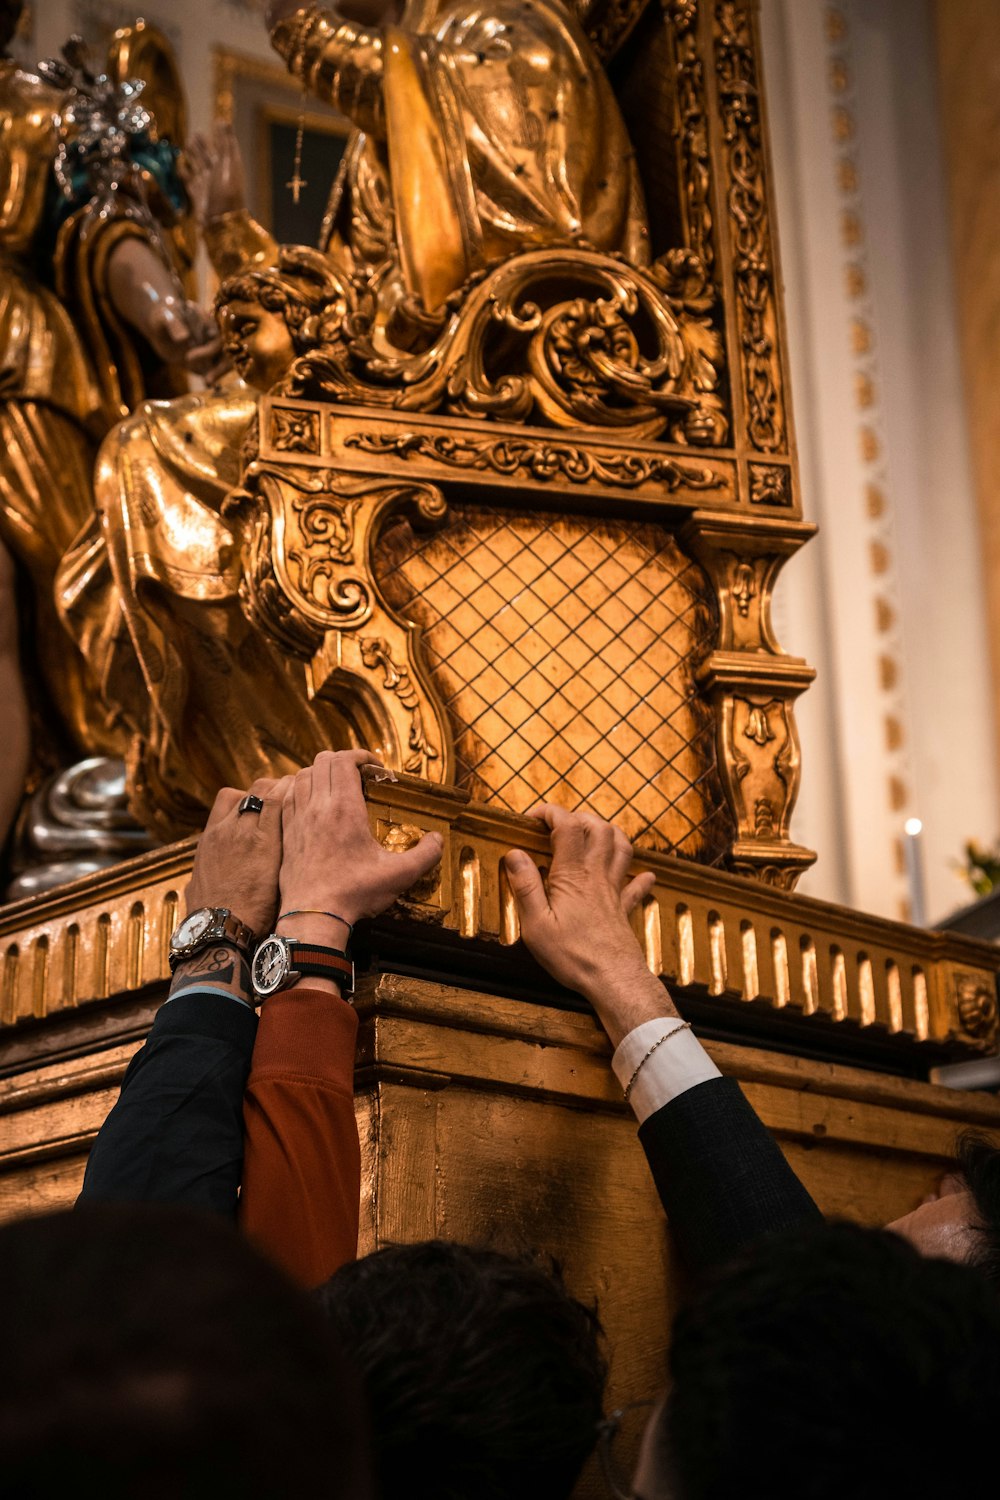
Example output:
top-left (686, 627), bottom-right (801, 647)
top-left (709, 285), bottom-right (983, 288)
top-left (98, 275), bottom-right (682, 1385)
top-left (169, 942), bottom-right (254, 1007)
top-left (274, 911), bottom-right (353, 948)
top-left (581, 963), bottom-right (680, 1049)
top-left (279, 894), bottom-right (362, 928)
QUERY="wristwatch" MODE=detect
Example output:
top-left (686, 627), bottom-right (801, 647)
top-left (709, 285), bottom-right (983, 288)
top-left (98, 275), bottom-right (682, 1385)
top-left (252, 935), bottom-right (355, 1000)
top-left (168, 907), bottom-right (256, 973)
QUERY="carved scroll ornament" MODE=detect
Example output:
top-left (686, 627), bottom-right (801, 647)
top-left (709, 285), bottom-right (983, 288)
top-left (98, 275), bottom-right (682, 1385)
top-left (223, 464), bottom-right (452, 783)
top-left (282, 248), bottom-right (728, 447)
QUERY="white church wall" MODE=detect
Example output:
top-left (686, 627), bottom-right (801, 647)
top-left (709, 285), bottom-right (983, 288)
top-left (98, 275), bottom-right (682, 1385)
top-left (760, 0), bottom-right (999, 924)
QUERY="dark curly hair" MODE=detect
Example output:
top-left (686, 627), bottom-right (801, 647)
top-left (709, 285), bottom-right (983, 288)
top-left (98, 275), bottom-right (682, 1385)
top-left (214, 244), bottom-right (347, 356)
top-left (317, 1240), bottom-right (607, 1500)
top-left (660, 1220), bottom-right (1000, 1500)
top-left (0, 1203), bottom-right (371, 1499)
top-left (956, 1130), bottom-right (1000, 1286)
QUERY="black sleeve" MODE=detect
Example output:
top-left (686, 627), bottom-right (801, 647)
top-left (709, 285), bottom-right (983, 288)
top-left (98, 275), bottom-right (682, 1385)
top-left (638, 1075), bottom-right (823, 1273)
top-left (79, 992), bottom-right (258, 1220)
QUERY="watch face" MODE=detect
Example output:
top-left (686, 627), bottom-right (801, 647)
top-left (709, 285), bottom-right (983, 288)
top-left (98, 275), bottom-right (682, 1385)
top-left (172, 908), bottom-right (215, 951)
top-left (252, 937), bottom-right (290, 997)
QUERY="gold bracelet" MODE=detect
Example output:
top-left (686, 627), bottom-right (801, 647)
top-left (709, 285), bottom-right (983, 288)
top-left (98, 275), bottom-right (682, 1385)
top-left (276, 909), bottom-right (353, 937)
top-left (622, 1022), bottom-right (692, 1102)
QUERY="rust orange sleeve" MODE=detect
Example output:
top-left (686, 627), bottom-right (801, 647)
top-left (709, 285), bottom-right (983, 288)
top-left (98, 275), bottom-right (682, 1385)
top-left (239, 987), bottom-right (360, 1289)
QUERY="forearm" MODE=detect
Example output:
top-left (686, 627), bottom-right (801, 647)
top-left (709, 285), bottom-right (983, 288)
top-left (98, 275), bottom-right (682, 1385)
top-left (639, 1079), bottom-right (823, 1272)
top-left (582, 962), bottom-right (681, 1050)
top-left (239, 987), bottom-right (361, 1288)
top-left (271, 8), bottom-right (386, 138)
top-left (79, 953), bottom-right (257, 1217)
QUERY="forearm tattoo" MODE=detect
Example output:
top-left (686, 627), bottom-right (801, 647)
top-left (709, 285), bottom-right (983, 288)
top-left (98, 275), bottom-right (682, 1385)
top-left (169, 944), bottom-right (253, 1002)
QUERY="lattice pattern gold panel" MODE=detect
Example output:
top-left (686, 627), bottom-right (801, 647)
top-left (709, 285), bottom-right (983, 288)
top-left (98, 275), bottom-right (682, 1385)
top-left (376, 507), bottom-right (732, 861)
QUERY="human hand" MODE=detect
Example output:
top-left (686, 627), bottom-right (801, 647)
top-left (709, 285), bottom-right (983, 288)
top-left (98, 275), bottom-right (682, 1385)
top-left (182, 123), bottom-right (248, 224)
top-left (185, 776), bottom-right (292, 937)
top-left (279, 750), bottom-right (443, 926)
top-left (504, 805), bottom-right (674, 1044)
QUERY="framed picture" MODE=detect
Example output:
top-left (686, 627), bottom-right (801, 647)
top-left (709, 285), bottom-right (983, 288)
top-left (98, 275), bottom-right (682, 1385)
top-left (214, 47), bottom-right (352, 249)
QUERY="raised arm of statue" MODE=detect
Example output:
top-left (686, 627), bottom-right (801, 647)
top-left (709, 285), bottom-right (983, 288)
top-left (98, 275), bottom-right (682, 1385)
top-left (270, 7), bottom-right (387, 139)
top-left (183, 122), bottom-right (278, 283)
top-left (266, 0), bottom-right (649, 311)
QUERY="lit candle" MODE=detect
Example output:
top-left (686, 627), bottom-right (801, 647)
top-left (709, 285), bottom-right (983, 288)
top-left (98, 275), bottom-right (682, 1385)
top-left (903, 817), bottom-right (927, 927)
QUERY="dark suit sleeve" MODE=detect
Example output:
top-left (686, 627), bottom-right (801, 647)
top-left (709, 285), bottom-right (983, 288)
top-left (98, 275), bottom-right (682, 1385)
top-left (79, 992), bottom-right (258, 1219)
top-left (638, 1075), bottom-right (823, 1272)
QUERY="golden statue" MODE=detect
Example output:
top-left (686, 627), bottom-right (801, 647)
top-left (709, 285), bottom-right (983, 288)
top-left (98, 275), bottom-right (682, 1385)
top-left (75, 250), bottom-right (356, 836)
top-left (0, 9), bottom-right (222, 855)
top-left (265, 0), bottom-right (649, 305)
top-left (58, 0), bottom-right (731, 847)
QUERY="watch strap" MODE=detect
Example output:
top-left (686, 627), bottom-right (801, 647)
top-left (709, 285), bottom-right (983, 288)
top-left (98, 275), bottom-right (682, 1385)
top-left (217, 911), bottom-right (255, 953)
top-left (288, 944), bottom-right (352, 978)
top-left (252, 936), bottom-right (354, 998)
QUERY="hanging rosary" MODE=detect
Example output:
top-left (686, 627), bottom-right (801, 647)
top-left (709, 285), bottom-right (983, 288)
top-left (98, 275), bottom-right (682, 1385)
top-left (287, 84), bottom-right (308, 204)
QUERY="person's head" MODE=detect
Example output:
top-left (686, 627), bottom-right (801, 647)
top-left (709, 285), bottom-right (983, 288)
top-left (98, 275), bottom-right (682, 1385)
top-left (883, 1131), bottom-right (1000, 1270)
top-left (318, 1239), bottom-right (607, 1500)
top-left (0, 1203), bottom-right (371, 1499)
top-left (215, 244), bottom-right (347, 391)
top-left (954, 1131), bottom-right (1000, 1281)
top-left (638, 1221), bottom-right (1000, 1500)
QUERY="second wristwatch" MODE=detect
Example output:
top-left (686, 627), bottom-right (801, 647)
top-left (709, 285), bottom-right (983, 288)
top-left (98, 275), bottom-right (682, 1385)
top-left (251, 935), bottom-right (355, 999)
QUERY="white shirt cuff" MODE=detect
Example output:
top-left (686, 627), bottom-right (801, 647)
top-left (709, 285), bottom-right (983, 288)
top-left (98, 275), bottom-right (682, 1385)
top-left (611, 1017), bottom-right (721, 1124)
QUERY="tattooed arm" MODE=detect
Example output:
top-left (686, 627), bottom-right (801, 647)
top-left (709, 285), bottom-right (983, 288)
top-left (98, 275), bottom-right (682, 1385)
top-left (79, 780), bottom-right (290, 1217)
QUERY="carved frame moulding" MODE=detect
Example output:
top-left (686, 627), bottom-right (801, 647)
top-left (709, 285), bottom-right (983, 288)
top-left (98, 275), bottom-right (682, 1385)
top-left (0, 780), bottom-right (995, 1059)
top-left (259, 398), bottom-right (739, 515)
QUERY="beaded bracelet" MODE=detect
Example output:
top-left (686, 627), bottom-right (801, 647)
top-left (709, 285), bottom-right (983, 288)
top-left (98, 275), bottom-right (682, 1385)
top-left (622, 1022), bottom-right (692, 1102)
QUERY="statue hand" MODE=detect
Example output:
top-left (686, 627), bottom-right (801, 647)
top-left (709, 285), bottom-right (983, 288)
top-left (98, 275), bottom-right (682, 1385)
top-left (107, 237), bottom-right (228, 373)
top-left (266, 0), bottom-right (311, 30)
top-left (178, 304), bottom-right (232, 382)
top-left (182, 122), bottom-right (247, 225)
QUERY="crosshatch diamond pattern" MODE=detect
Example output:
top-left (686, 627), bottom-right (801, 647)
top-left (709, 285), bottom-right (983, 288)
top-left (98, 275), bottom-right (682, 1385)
top-left (375, 506), bottom-right (733, 861)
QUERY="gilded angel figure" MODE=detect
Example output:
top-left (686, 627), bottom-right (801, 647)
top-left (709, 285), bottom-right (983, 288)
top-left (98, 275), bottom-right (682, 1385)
top-left (0, 7), bottom-right (222, 853)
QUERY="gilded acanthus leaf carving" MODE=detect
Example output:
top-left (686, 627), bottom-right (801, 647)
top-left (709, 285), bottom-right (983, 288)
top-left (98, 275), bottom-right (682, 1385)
top-left (744, 706), bottom-right (775, 746)
top-left (714, 1), bottom-right (784, 453)
top-left (286, 249), bottom-right (728, 445)
top-left (360, 637), bottom-right (440, 778)
top-left (667, 0), bottom-right (715, 276)
top-left (731, 560), bottom-right (757, 618)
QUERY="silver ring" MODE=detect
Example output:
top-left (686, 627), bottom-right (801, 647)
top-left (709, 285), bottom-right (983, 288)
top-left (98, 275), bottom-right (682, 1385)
top-left (237, 794), bottom-right (264, 817)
